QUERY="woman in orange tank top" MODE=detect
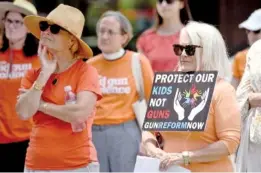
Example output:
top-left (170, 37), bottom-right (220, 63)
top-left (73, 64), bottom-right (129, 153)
top-left (16, 4), bottom-right (102, 172)
top-left (141, 21), bottom-right (241, 172)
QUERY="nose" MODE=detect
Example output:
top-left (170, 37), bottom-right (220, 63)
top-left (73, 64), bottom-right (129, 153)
top-left (7, 22), bottom-right (16, 30)
top-left (181, 49), bottom-right (187, 57)
top-left (161, 0), bottom-right (168, 7)
top-left (41, 27), bottom-right (51, 36)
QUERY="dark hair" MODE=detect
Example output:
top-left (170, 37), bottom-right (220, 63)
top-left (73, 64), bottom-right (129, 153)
top-left (0, 11), bottom-right (38, 57)
top-left (154, 0), bottom-right (193, 28)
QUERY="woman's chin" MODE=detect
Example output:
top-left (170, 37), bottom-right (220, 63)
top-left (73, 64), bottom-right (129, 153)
top-left (180, 66), bottom-right (196, 72)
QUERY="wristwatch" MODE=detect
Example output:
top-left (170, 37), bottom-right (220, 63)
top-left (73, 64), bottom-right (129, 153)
top-left (32, 81), bottom-right (44, 91)
top-left (182, 151), bottom-right (191, 166)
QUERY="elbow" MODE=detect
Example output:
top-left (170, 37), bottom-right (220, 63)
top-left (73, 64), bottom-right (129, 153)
top-left (220, 136), bottom-right (241, 155)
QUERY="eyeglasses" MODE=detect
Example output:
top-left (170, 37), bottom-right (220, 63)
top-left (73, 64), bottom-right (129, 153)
top-left (97, 29), bottom-right (121, 37)
top-left (173, 44), bottom-right (202, 56)
top-left (4, 18), bottom-right (23, 28)
top-left (39, 21), bottom-right (65, 34)
top-left (246, 29), bottom-right (261, 34)
top-left (157, 0), bottom-right (177, 4)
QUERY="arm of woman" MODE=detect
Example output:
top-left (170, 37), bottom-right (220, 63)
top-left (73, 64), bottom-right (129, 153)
top-left (39, 65), bottom-right (102, 123)
top-left (16, 45), bottom-right (57, 120)
top-left (140, 54), bottom-right (154, 101)
top-left (141, 131), bottom-right (167, 159)
top-left (236, 53), bottom-right (252, 120)
top-left (248, 93), bottom-right (261, 108)
top-left (16, 70), bottom-right (52, 120)
top-left (39, 91), bottom-right (97, 123)
top-left (189, 83), bottom-right (241, 163)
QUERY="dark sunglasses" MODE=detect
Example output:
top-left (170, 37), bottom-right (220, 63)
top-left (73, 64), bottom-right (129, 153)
top-left (157, 0), bottom-right (177, 4)
top-left (246, 29), bottom-right (260, 34)
top-left (173, 44), bottom-right (202, 56)
top-left (39, 21), bottom-right (64, 34)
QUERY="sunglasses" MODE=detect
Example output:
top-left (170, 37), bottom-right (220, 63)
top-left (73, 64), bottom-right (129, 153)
top-left (246, 29), bottom-right (260, 34)
top-left (157, 0), bottom-right (177, 4)
top-left (39, 21), bottom-right (64, 34)
top-left (173, 44), bottom-right (202, 56)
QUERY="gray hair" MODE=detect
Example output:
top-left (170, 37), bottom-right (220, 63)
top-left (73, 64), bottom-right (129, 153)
top-left (96, 10), bottom-right (133, 47)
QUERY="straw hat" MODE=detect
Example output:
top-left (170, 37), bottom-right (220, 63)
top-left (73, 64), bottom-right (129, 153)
top-left (0, 0), bottom-right (37, 20)
top-left (24, 4), bottom-right (93, 58)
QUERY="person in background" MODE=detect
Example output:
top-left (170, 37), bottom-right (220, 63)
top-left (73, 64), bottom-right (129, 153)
top-left (236, 39), bottom-right (261, 172)
top-left (0, 22), bottom-right (3, 49)
top-left (231, 9), bottom-right (261, 89)
top-left (142, 21), bottom-right (241, 172)
top-left (16, 4), bottom-right (101, 172)
top-left (136, 0), bottom-right (192, 72)
top-left (0, 0), bottom-right (39, 171)
top-left (88, 11), bottom-right (154, 172)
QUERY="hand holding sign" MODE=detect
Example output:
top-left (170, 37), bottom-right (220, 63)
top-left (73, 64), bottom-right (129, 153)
top-left (173, 88), bottom-right (185, 121)
top-left (188, 88), bottom-right (210, 121)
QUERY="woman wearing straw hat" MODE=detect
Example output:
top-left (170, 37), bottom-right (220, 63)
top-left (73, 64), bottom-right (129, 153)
top-left (0, 0), bottom-right (39, 172)
top-left (16, 4), bottom-right (102, 172)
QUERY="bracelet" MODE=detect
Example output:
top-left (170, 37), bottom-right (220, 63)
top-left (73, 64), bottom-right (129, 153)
top-left (33, 81), bottom-right (44, 91)
top-left (182, 151), bottom-right (191, 166)
top-left (42, 102), bottom-right (48, 114)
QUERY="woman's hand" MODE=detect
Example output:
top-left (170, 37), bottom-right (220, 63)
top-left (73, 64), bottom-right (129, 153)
top-left (159, 153), bottom-right (183, 171)
top-left (150, 147), bottom-right (168, 159)
top-left (38, 44), bottom-right (57, 75)
top-left (249, 93), bottom-right (261, 108)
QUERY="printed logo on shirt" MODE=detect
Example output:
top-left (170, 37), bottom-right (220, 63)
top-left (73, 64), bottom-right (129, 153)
top-left (0, 61), bottom-right (32, 79)
top-left (99, 75), bottom-right (131, 94)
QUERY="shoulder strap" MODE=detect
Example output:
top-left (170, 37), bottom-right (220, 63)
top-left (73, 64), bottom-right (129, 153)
top-left (131, 52), bottom-right (145, 100)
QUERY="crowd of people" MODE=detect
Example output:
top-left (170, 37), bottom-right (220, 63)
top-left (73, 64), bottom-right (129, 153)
top-left (0, 0), bottom-right (260, 172)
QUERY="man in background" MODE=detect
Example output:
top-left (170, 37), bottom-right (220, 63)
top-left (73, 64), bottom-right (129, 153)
top-left (231, 9), bottom-right (261, 89)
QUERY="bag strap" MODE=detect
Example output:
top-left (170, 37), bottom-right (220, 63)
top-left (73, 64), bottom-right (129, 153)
top-left (131, 52), bottom-right (145, 100)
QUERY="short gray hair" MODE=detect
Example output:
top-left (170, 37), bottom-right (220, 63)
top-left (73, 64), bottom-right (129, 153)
top-left (96, 10), bottom-right (133, 47)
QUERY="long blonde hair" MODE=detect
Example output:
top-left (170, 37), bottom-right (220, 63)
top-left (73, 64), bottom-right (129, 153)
top-left (180, 21), bottom-right (231, 80)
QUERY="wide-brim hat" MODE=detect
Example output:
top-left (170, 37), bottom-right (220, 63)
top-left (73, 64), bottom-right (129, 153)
top-left (0, 0), bottom-right (37, 20)
top-left (24, 4), bottom-right (93, 58)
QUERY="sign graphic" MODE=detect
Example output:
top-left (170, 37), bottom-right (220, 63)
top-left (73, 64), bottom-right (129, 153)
top-left (142, 71), bottom-right (217, 131)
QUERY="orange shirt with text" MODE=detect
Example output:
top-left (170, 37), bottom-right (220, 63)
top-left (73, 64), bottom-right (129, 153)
top-left (88, 51), bottom-right (154, 125)
top-left (21, 60), bottom-right (101, 170)
top-left (0, 49), bottom-right (40, 143)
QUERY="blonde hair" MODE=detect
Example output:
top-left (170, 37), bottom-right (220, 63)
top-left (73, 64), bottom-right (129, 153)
top-left (68, 34), bottom-right (84, 59)
top-left (181, 21), bottom-right (231, 80)
top-left (96, 10), bottom-right (133, 47)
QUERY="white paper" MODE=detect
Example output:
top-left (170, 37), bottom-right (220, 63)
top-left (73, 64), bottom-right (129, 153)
top-left (134, 156), bottom-right (191, 172)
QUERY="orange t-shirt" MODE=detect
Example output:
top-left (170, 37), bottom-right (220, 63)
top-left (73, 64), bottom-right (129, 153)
top-left (136, 28), bottom-right (180, 72)
top-left (159, 80), bottom-right (241, 172)
top-left (0, 49), bottom-right (40, 143)
top-left (232, 48), bottom-right (248, 80)
top-left (88, 50), bottom-right (154, 125)
top-left (21, 59), bottom-right (102, 170)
